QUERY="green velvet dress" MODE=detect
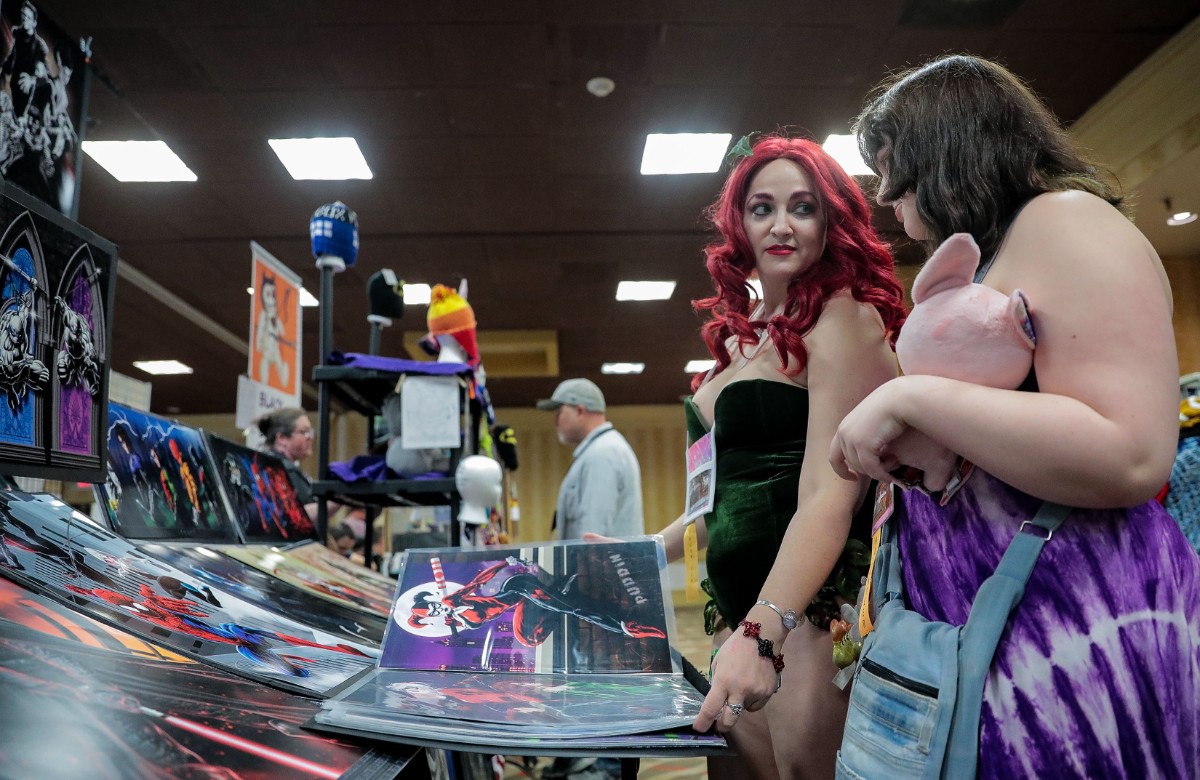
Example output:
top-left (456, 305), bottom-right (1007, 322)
top-left (685, 379), bottom-right (871, 632)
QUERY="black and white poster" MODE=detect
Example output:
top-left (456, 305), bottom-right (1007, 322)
top-left (0, 0), bottom-right (88, 217)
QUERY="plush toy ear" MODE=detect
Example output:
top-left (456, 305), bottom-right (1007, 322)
top-left (910, 234), bottom-right (981, 304)
top-left (1008, 289), bottom-right (1036, 349)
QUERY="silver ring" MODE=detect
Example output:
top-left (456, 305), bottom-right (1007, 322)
top-left (727, 702), bottom-right (745, 717)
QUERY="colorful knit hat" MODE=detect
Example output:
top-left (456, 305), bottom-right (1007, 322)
top-left (427, 283), bottom-right (478, 364)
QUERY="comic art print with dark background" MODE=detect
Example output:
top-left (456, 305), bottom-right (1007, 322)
top-left (0, 178), bottom-right (114, 482)
top-left (0, 1), bottom-right (89, 219)
top-left (384, 539), bottom-right (675, 675)
top-left (140, 541), bottom-right (388, 646)
top-left (0, 578), bottom-right (414, 779)
top-left (218, 541), bottom-right (396, 616)
top-left (97, 403), bottom-right (234, 543)
top-left (0, 491), bottom-right (377, 696)
top-left (203, 431), bottom-right (316, 545)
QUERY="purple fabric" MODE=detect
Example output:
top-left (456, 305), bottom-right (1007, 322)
top-left (326, 352), bottom-right (470, 375)
top-left (897, 469), bottom-right (1200, 778)
top-left (327, 455), bottom-right (448, 483)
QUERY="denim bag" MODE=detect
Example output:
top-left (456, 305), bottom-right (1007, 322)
top-left (836, 500), bottom-right (1071, 780)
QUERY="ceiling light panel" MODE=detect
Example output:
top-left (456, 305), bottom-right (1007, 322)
top-left (82, 140), bottom-right (197, 182)
top-left (132, 360), bottom-right (194, 376)
top-left (267, 137), bottom-right (373, 180)
top-left (403, 284), bottom-right (432, 305)
top-left (616, 281), bottom-right (676, 301)
top-left (821, 134), bottom-right (873, 176)
top-left (601, 362), bottom-right (645, 375)
top-left (640, 133), bottom-right (731, 175)
top-left (685, 359), bottom-right (717, 373)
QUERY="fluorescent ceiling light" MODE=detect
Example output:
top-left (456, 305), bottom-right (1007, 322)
top-left (616, 281), bottom-right (676, 301)
top-left (132, 359), bottom-right (193, 376)
top-left (403, 283), bottom-right (432, 305)
top-left (267, 137), bottom-right (373, 180)
top-left (601, 362), bottom-right (645, 375)
top-left (821, 134), bottom-right (873, 176)
top-left (1167, 211), bottom-right (1197, 226)
top-left (247, 286), bottom-right (319, 307)
top-left (685, 359), bottom-right (717, 373)
top-left (640, 133), bottom-right (732, 175)
top-left (82, 140), bottom-right (197, 182)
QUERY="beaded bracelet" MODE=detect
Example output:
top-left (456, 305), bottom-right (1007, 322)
top-left (739, 620), bottom-right (786, 673)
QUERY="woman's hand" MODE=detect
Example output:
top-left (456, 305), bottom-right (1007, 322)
top-left (581, 532), bottom-right (620, 544)
top-left (829, 380), bottom-right (911, 484)
top-left (885, 429), bottom-right (959, 492)
top-left (692, 628), bottom-right (780, 734)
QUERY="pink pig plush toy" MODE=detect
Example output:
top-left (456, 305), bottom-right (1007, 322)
top-left (896, 233), bottom-right (1036, 388)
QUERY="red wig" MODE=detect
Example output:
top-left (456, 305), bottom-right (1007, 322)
top-left (692, 135), bottom-right (907, 390)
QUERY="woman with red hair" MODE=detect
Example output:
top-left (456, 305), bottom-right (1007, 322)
top-left (661, 134), bottom-right (907, 778)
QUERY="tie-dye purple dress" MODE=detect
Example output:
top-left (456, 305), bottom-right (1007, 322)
top-left (897, 469), bottom-right (1200, 778)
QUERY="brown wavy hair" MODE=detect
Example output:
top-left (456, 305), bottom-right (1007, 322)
top-left (855, 54), bottom-right (1126, 263)
top-left (691, 134), bottom-right (907, 391)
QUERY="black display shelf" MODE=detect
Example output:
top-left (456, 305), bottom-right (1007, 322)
top-left (310, 477), bottom-right (457, 508)
top-left (312, 364), bottom-right (472, 417)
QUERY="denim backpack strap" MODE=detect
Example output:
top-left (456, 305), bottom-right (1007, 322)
top-left (944, 501), bottom-right (1073, 774)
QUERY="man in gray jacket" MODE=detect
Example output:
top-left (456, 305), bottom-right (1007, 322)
top-left (536, 378), bottom-right (644, 780)
top-left (537, 377), bottom-right (644, 541)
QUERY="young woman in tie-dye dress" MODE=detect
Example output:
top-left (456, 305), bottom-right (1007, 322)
top-left (831, 55), bottom-right (1200, 778)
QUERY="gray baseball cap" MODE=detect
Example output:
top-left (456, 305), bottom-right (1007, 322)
top-left (536, 378), bottom-right (606, 413)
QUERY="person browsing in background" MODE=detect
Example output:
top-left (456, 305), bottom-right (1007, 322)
top-left (327, 523), bottom-right (357, 558)
top-left (535, 378), bottom-right (643, 780)
top-left (256, 407), bottom-right (321, 521)
top-left (536, 378), bottom-right (644, 541)
top-left (646, 134), bottom-right (907, 780)
top-left (831, 54), bottom-right (1200, 778)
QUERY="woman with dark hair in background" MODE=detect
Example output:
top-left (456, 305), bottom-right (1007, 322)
top-left (645, 134), bottom-right (907, 779)
top-left (833, 54), bottom-right (1200, 778)
top-left (256, 407), bottom-right (318, 520)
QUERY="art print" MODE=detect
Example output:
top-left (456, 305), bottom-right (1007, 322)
top-left (205, 432), bottom-right (314, 544)
top-left (0, 617), bottom-right (406, 779)
top-left (0, 1), bottom-right (88, 218)
top-left (218, 542), bottom-right (395, 616)
top-left (285, 538), bottom-right (398, 599)
top-left (384, 539), bottom-right (674, 674)
top-left (0, 491), bottom-right (376, 695)
top-left (97, 403), bottom-right (235, 543)
top-left (141, 542), bottom-right (386, 646)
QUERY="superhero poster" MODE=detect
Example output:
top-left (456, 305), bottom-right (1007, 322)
top-left (0, 177), bottom-right (114, 481)
top-left (217, 542), bottom-right (395, 616)
top-left (0, 491), bottom-right (377, 696)
top-left (0, 615), bottom-right (413, 779)
top-left (204, 431), bottom-right (315, 545)
top-left (383, 539), bottom-right (675, 675)
top-left (141, 542), bottom-right (387, 646)
top-left (96, 402), bottom-right (236, 543)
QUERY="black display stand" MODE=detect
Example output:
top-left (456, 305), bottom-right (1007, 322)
top-left (310, 362), bottom-right (472, 558)
top-left (309, 267), bottom-right (474, 567)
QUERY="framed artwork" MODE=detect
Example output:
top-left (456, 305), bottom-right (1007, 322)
top-left (0, 177), bottom-right (114, 481)
top-left (0, 0), bottom-right (89, 218)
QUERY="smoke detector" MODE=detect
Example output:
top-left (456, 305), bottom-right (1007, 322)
top-left (586, 77), bottom-right (615, 98)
